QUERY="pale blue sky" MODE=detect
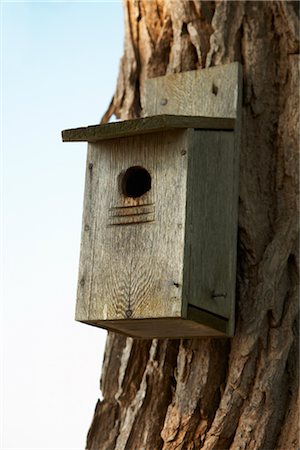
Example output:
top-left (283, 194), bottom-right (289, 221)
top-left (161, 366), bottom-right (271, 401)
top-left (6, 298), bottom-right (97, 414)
top-left (2, 2), bottom-right (123, 448)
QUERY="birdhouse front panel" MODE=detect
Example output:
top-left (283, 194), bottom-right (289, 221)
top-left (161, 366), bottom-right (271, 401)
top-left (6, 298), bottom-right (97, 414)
top-left (76, 129), bottom-right (190, 323)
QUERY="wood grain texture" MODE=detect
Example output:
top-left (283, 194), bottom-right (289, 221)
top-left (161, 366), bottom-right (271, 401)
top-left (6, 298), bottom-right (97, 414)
top-left (76, 130), bottom-right (189, 323)
top-left (62, 114), bottom-right (234, 143)
top-left (75, 146), bottom-right (100, 321)
top-left (184, 130), bottom-right (237, 336)
top-left (82, 318), bottom-right (226, 339)
top-left (144, 63), bottom-right (241, 119)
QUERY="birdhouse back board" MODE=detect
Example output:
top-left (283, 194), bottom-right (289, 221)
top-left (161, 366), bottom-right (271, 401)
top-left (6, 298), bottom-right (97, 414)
top-left (76, 129), bottom-right (190, 323)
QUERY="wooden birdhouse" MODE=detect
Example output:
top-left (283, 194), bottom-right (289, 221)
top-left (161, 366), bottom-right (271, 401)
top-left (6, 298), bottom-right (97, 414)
top-left (62, 62), bottom-right (241, 338)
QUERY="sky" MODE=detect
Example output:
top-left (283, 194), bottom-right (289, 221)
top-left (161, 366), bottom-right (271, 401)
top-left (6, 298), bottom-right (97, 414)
top-left (1, 2), bottom-right (123, 448)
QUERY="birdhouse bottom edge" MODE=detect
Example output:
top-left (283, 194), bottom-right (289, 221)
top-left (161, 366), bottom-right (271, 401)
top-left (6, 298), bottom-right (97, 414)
top-left (77, 312), bottom-right (231, 339)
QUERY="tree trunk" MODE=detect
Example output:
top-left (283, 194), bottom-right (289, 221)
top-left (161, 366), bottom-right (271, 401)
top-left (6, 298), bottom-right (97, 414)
top-left (87, 1), bottom-right (299, 449)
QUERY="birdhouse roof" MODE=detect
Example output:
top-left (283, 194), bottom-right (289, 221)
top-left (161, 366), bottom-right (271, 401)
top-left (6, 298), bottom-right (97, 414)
top-left (61, 114), bottom-right (234, 143)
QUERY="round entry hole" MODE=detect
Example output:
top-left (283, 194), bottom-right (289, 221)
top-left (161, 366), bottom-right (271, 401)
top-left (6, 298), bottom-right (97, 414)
top-left (121, 166), bottom-right (151, 198)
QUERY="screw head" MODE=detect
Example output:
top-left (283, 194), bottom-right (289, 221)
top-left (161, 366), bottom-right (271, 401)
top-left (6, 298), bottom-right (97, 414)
top-left (211, 291), bottom-right (227, 298)
top-left (160, 98), bottom-right (168, 106)
top-left (181, 149), bottom-right (187, 156)
top-left (212, 83), bottom-right (218, 96)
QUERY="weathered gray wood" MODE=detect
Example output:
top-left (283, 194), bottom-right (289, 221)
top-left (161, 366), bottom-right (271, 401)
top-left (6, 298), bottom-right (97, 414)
top-left (76, 128), bottom-right (238, 337)
top-left (62, 114), bottom-right (234, 142)
top-left (144, 62), bottom-right (241, 119)
top-left (76, 130), bottom-right (189, 323)
top-left (183, 130), bottom-right (236, 336)
top-left (75, 146), bottom-right (100, 321)
top-left (72, 62), bottom-right (242, 338)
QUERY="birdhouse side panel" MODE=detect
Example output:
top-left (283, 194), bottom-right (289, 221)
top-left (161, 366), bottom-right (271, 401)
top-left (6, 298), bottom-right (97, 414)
top-left (78, 130), bottom-right (189, 322)
top-left (184, 130), bottom-right (237, 323)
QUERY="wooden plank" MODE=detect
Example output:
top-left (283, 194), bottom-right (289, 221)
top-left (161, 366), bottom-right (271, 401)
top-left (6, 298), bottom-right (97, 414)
top-left (76, 130), bottom-right (189, 322)
top-left (62, 114), bottom-right (234, 143)
top-left (144, 62), bottom-right (241, 119)
top-left (183, 130), bottom-right (236, 326)
top-left (80, 318), bottom-right (227, 339)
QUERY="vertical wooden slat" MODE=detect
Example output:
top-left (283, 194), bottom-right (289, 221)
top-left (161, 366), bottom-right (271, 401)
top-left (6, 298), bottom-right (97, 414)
top-left (184, 130), bottom-right (236, 334)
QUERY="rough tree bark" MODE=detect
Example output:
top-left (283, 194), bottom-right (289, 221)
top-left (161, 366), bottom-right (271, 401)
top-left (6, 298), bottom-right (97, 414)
top-left (87, 1), bottom-right (299, 449)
